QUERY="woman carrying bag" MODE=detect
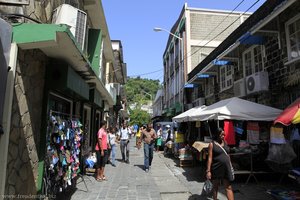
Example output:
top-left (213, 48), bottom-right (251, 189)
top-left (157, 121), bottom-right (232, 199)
top-left (206, 128), bottom-right (235, 200)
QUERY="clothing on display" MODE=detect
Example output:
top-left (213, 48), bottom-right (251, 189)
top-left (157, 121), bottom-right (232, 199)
top-left (247, 122), bottom-right (260, 144)
top-left (290, 128), bottom-right (300, 142)
top-left (270, 126), bottom-right (285, 144)
top-left (224, 120), bottom-right (236, 145)
top-left (45, 113), bottom-right (83, 193)
top-left (234, 121), bottom-right (244, 135)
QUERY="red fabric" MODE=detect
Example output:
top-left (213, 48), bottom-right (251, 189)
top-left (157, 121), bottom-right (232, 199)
top-left (274, 97), bottom-right (300, 126)
top-left (224, 120), bottom-right (236, 145)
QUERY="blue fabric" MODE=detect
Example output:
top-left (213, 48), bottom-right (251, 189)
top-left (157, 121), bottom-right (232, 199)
top-left (110, 144), bottom-right (116, 165)
top-left (85, 159), bottom-right (95, 168)
top-left (120, 140), bottom-right (129, 161)
top-left (143, 143), bottom-right (154, 169)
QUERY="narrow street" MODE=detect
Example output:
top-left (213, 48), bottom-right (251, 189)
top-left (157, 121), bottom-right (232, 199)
top-left (68, 137), bottom-right (285, 200)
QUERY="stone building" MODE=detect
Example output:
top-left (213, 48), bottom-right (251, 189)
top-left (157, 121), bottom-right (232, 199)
top-left (188, 0), bottom-right (300, 109)
top-left (0, 0), bottom-right (127, 198)
top-left (159, 3), bottom-right (251, 120)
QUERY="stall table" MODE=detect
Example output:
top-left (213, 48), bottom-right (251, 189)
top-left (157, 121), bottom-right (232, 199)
top-left (230, 151), bottom-right (272, 184)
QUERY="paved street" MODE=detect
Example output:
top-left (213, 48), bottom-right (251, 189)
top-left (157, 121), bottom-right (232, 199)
top-left (68, 138), bottom-right (296, 200)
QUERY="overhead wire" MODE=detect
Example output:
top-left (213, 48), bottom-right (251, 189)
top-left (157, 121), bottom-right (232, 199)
top-left (128, 0), bottom-right (246, 80)
top-left (128, 68), bottom-right (163, 77)
top-left (185, 0), bottom-right (261, 61)
top-left (183, 0), bottom-right (246, 59)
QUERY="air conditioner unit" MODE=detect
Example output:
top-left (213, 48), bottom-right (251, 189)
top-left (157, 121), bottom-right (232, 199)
top-left (246, 71), bottom-right (269, 94)
top-left (52, 4), bottom-right (87, 50)
top-left (233, 78), bottom-right (246, 97)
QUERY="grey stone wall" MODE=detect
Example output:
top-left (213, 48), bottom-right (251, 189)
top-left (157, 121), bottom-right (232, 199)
top-left (5, 49), bottom-right (47, 195)
top-left (191, 46), bottom-right (214, 69)
top-left (189, 12), bottom-right (247, 41)
top-left (262, 1), bottom-right (300, 109)
top-left (0, 0), bottom-right (82, 24)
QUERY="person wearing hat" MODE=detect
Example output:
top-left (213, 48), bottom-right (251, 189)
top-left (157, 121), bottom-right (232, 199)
top-left (165, 125), bottom-right (172, 143)
top-left (156, 124), bottom-right (162, 152)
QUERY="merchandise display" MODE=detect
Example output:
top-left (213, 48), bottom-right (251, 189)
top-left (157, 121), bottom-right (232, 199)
top-left (44, 112), bottom-right (83, 194)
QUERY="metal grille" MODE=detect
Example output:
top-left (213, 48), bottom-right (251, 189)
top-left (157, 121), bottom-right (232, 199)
top-left (75, 10), bottom-right (87, 50)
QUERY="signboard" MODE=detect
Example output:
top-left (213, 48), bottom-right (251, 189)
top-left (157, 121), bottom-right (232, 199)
top-left (0, 0), bottom-right (29, 4)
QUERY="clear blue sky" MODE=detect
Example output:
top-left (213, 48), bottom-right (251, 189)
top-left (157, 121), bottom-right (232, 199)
top-left (102, 0), bottom-right (266, 83)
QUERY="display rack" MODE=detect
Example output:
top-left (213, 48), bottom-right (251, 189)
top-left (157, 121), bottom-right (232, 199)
top-left (43, 110), bottom-right (83, 195)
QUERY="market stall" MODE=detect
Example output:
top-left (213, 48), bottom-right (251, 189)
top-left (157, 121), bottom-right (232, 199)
top-left (173, 97), bottom-right (284, 180)
top-left (173, 105), bottom-right (206, 122)
top-left (189, 97), bottom-right (282, 121)
top-left (274, 97), bottom-right (300, 184)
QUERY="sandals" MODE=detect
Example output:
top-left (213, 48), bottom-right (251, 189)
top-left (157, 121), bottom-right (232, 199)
top-left (95, 177), bottom-right (103, 182)
top-left (95, 176), bottom-right (107, 181)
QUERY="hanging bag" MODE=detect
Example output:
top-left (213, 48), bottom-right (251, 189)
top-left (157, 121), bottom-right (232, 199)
top-left (201, 179), bottom-right (213, 196)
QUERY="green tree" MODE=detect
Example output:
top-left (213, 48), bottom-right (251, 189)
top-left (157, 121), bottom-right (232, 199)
top-left (125, 77), bottom-right (161, 104)
top-left (129, 108), bottom-right (151, 126)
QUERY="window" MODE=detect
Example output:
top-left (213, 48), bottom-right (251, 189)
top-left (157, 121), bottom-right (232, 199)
top-left (169, 48), bottom-right (174, 73)
top-left (205, 78), bottom-right (214, 97)
top-left (286, 14), bottom-right (300, 62)
top-left (219, 65), bottom-right (233, 91)
top-left (242, 45), bottom-right (264, 77)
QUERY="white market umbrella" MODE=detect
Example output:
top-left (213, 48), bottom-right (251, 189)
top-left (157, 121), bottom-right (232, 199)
top-left (172, 105), bottom-right (206, 122)
top-left (189, 97), bottom-right (282, 121)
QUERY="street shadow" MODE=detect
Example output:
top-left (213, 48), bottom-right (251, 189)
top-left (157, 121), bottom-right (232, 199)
top-left (188, 194), bottom-right (209, 200)
top-left (56, 185), bottom-right (77, 200)
top-left (163, 154), bottom-right (206, 182)
top-left (134, 164), bottom-right (145, 171)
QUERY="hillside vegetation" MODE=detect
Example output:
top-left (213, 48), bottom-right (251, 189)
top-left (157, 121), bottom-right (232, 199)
top-left (125, 77), bottom-right (161, 125)
top-left (125, 77), bottom-right (160, 104)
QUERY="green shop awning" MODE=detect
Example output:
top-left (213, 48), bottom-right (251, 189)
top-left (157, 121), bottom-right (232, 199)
top-left (12, 23), bottom-right (114, 106)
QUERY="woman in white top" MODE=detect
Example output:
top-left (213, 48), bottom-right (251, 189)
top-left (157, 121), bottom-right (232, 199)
top-left (108, 126), bottom-right (117, 167)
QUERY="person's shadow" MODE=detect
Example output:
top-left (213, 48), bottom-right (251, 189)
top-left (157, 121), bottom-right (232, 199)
top-left (188, 194), bottom-right (209, 200)
top-left (133, 164), bottom-right (145, 171)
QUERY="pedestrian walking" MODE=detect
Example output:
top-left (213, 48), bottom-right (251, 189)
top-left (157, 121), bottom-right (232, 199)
top-left (140, 123), bottom-right (157, 172)
top-left (156, 124), bottom-right (162, 152)
top-left (106, 127), bottom-right (112, 164)
top-left (108, 126), bottom-right (117, 167)
top-left (95, 121), bottom-right (109, 181)
top-left (206, 127), bottom-right (235, 200)
top-left (136, 126), bottom-right (143, 149)
top-left (117, 122), bottom-right (131, 163)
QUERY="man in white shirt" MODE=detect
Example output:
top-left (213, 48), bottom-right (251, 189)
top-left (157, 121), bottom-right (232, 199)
top-left (117, 122), bottom-right (131, 163)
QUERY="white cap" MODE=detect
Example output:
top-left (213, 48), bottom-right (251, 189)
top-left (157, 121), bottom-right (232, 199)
top-left (166, 125), bottom-right (171, 128)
